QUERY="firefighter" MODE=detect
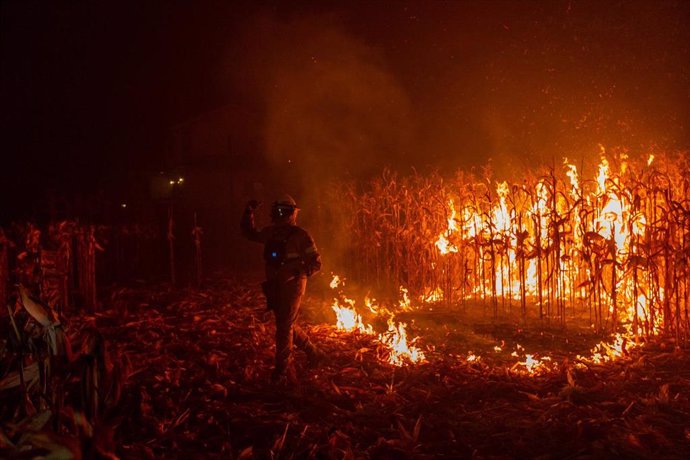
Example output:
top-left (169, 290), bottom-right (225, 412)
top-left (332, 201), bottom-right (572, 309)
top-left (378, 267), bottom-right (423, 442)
top-left (241, 194), bottom-right (324, 382)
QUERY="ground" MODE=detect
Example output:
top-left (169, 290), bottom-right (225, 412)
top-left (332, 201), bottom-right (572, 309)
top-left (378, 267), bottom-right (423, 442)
top-left (53, 275), bottom-right (690, 458)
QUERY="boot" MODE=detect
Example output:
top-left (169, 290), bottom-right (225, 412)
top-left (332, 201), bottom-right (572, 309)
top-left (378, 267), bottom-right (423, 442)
top-left (271, 365), bottom-right (298, 385)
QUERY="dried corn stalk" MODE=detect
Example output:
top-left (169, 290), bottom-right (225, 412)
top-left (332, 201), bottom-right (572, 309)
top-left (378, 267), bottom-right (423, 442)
top-left (325, 151), bottom-right (690, 340)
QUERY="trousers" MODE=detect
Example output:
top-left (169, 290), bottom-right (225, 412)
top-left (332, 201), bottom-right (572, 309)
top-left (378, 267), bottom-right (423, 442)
top-left (272, 275), bottom-right (316, 375)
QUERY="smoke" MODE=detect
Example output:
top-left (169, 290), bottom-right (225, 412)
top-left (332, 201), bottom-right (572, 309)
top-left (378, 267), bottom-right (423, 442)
top-left (224, 2), bottom-right (690, 185)
top-left (225, 11), bottom-right (416, 187)
top-left (221, 11), bottom-right (421, 271)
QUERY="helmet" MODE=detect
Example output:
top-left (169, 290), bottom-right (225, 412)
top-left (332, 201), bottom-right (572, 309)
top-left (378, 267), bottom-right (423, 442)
top-left (273, 194), bottom-right (298, 208)
top-left (271, 194), bottom-right (299, 221)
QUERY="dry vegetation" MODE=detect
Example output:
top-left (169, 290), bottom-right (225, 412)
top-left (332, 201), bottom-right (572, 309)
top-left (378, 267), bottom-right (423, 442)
top-left (2, 151), bottom-right (690, 458)
top-left (3, 276), bottom-right (690, 459)
top-left (326, 151), bottom-right (690, 340)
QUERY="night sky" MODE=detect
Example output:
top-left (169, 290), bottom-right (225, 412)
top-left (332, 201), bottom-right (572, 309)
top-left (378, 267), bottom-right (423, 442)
top-left (2, 1), bottom-right (689, 217)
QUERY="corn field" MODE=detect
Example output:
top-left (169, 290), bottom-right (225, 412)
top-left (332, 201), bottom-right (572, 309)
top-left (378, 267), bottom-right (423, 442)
top-left (325, 151), bottom-right (690, 340)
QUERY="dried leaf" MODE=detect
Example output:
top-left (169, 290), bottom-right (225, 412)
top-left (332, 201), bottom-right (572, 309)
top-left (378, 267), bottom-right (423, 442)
top-left (18, 284), bottom-right (53, 327)
top-left (238, 446), bottom-right (253, 459)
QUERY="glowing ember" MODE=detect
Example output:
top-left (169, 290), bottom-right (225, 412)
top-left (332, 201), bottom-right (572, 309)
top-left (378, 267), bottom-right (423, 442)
top-left (330, 274), bottom-right (342, 289)
top-left (466, 352), bottom-right (481, 363)
top-left (511, 352), bottom-right (555, 375)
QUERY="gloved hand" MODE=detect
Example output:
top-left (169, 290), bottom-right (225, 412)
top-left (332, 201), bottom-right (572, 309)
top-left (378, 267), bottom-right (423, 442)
top-left (245, 199), bottom-right (260, 212)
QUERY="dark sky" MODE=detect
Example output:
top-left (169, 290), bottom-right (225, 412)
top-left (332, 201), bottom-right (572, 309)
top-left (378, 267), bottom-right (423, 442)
top-left (2, 0), bottom-right (689, 214)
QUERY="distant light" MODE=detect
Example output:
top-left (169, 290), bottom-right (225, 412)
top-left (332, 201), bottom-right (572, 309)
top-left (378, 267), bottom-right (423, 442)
top-left (288, 159), bottom-right (292, 164)
top-left (178, 177), bottom-right (184, 183)
top-left (169, 180), bottom-right (175, 185)
top-left (121, 203), bottom-right (127, 208)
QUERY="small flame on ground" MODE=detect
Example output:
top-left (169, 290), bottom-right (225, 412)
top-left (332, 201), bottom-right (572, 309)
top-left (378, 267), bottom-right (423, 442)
top-left (332, 299), bottom-right (373, 334)
top-left (329, 275), bottom-right (426, 367)
top-left (379, 318), bottom-right (426, 366)
top-left (466, 352), bottom-right (480, 363)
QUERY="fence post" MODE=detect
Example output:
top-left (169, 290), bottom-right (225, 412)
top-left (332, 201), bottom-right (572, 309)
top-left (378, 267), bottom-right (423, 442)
top-left (0, 229), bottom-right (8, 310)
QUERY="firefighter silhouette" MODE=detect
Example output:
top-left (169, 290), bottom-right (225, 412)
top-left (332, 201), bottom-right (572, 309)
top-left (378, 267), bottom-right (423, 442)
top-left (241, 194), bottom-right (324, 382)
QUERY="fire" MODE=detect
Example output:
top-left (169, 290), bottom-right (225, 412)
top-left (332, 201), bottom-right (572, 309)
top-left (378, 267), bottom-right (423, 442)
top-left (331, 298), bottom-right (373, 334)
top-left (329, 275), bottom-right (426, 366)
top-left (426, 151), bottom-right (669, 346)
top-left (435, 233), bottom-right (457, 254)
top-left (492, 181), bottom-right (512, 234)
top-left (563, 158), bottom-right (581, 200)
top-left (515, 354), bottom-right (553, 375)
top-left (435, 199), bottom-right (460, 254)
top-left (327, 151), bottom-right (690, 372)
top-left (578, 332), bottom-right (632, 365)
top-left (378, 318), bottom-right (425, 366)
top-left (596, 155), bottom-right (610, 196)
top-left (364, 295), bottom-right (380, 314)
top-left (398, 286), bottom-right (412, 310)
top-left (329, 274), bottom-right (342, 289)
top-left (466, 352), bottom-right (481, 363)
top-left (507, 343), bottom-right (557, 375)
top-left (420, 287), bottom-right (444, 303)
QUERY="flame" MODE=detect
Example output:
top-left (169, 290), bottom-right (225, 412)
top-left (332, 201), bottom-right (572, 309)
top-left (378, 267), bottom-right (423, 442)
top-left (578, 332), bottom-right (631, 365)
top-left (515, 354), bottom-right (553, 375)
top-left (420, 287), bottom-right (444, 303)
top-left (435, 200), bottom-right (459, 254)
top-left (364, 295), bottom-right (380, 314)
top-left (466, 352), bottom-right (480, 363)
top-left (330, 274), bottom-right (342, 289)
top-left (563, 158), bottom-right (581, 200)
top-left (426, 152), bottom-right (664, 352)
top-left (328, 151), bottom-right (676, 372)
top-left (329, 275), bottom-right (425, 367)
top-left (331, 298), bottom-right (373, 334)
top-left (378, 318), bottom-right (426, 366)
top-left (435, 234), bottom-right (457, 254)
top-left (398, 286), bottom-right (412, 310)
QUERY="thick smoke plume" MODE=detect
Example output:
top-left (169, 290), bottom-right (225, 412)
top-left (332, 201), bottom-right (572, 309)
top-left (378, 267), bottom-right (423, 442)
top-left (227, 12), bottom-right (415, 190)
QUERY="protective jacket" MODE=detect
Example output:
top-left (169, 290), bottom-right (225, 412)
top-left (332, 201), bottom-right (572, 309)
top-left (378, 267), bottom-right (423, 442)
top-left (241, 210), bottom-right (321, 281)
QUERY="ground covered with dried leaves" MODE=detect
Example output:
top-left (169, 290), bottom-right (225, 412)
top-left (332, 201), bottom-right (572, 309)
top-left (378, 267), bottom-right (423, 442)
top-left (72, 275), bottom-right (690, 459)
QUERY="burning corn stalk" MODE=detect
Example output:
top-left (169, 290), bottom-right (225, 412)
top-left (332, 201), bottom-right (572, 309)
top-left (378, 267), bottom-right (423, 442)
top-left (327, 151), bottom-right (690, 342)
